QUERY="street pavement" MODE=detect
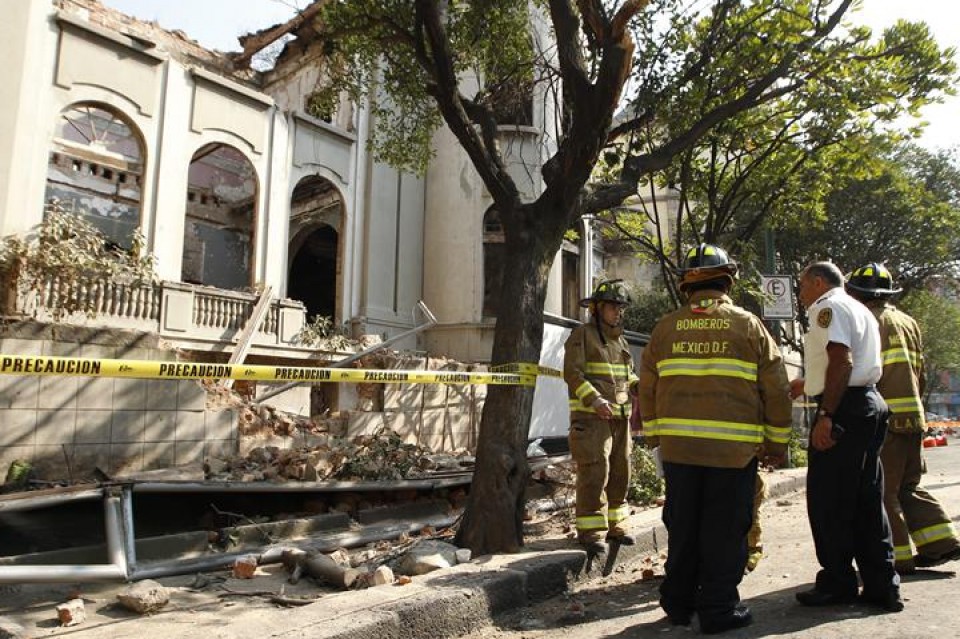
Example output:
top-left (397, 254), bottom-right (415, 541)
top-left (461, 438), bottom-right (960, 639)
top-left (1, 439), bottom-right (958, 638)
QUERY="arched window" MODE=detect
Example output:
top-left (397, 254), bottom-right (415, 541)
top-left (482, 208), bottom-right (505, 318)
top-left (182, 144), bottom-right (257, 290)
top-left (288, 175), bottom-right (344, 320)
top-left (45, 103), bottom-right (144, 249)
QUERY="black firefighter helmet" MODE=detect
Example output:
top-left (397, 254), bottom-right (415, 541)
top-left (846, 262), bottom-right (902, 297)
top-left (677, 243), bottom-right (739, 291)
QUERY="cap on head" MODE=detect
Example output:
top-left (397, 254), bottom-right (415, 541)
top-left (580, 279), bottom-right (630, 308)
top-left (677, 243), bottom-right (739, 291)
top-left (846, 262), bottom-right (902, 297)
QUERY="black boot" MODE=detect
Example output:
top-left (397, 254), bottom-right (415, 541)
top-left (859, 589), bottom-right (904, 613)
top-left (699, 606), bottom-right (753, 635)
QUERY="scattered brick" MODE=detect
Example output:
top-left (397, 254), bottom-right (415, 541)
top-left (55, 599), bottom-right (85, 627)
top-left (233, 554), bottom-right (259, 579)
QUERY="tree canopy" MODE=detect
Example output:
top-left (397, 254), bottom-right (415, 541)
top-left (776, 141), bottom-right (960, 291)
top-left (901, 288), bottom-right (960, 402)
top-left (600, 14), bottom-right (954, 302)
top-left (282, 0), bottom-right (958, 554)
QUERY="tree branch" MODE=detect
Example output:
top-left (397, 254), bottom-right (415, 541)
top-left (414, 0), bottom-right (519, 207)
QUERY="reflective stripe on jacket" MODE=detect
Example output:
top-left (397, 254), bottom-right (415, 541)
top-left (564, 321), bottom-right (638, 419)
top-left (638, 290), bottom-right (793, 468)
top-left (869, 301), bottom-right (926, 433)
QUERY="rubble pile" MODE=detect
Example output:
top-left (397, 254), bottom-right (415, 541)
top-left (235, 402), bottom-right (337, 438)
top-left (205, 429), bottom-right (476, 482)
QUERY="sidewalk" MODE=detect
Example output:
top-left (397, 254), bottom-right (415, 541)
top-left (0, 468), bottom-right (807, 639)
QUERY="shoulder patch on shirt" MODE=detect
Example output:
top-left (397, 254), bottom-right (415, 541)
top-left (817, 308), bottom-right (832, 329)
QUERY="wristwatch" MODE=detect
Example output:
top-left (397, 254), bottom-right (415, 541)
top-left (817, 408), bottom-right (832, 419)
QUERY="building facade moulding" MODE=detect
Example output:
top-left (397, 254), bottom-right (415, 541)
top-left (190, 69), bottom-right (273, 155)
top-left (291, 111), bottom-right (356, 187)
top-left (55, 13), bottom-right (165, 117)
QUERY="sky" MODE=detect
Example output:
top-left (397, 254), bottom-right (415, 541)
top-left (102, 0), bottom-right (960, 150)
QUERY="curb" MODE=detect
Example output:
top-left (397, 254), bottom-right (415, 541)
top-left (151, 550), bottom-right (588, 639)
top-left (203, 467), bottom-right (808, 639)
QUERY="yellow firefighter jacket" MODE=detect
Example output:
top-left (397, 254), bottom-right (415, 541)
top-left (638, 290), bottom-right (792, 468)
top-left (564, 320), bottom-right (638, 420)
top-left (867, 300), bottom-right (926, 433)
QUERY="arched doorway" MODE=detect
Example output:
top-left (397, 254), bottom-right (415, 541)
top-left (182, 143), bottom-right (257, 290)
top-left (288, 175), bottom-right (343, 320)
top-left (45, 103), bottom-right (144, 248)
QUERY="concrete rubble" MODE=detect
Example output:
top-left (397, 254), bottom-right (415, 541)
top-left (115, 580), bottom-right (170, 615)
top-left (207, 431), bottom-right (475, 483)
top-left (202, 350), bottom-right (486, 483)
top-left (395, 540), bottom-right (460, 576)
top-left (0, 617), bottom-right (28, 639)
top-left (371, 565), bottom-right (394, 586)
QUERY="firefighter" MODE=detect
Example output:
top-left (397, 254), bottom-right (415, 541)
top-left (638, 244), bottom-right (792, 634)
top-left (846, 263), bottom-right (960, 573)
top-left (563, 279), bottom-right (639, 556)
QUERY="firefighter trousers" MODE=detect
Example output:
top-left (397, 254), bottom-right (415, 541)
top-left (568, 417), bottom-right (631, 543)
top-left (881, 430), bottom-right (960, 571)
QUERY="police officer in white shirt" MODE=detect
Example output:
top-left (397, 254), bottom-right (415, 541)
top-left (789, 262), bottom-right (902, 613)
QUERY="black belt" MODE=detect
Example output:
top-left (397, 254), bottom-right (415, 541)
top-left (812, 385), bottom-right (876, 402)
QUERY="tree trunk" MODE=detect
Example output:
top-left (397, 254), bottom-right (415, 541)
top-left (455, 205), bottom-right (566, 555)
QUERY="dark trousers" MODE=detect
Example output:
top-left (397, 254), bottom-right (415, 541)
top-left (660, 458), bottom-right (757, 622)
top-left (807, 387), bottom-right (899, 597)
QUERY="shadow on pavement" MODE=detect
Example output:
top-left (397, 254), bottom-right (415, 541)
top-left (900, 567), bottom-right (956, 581)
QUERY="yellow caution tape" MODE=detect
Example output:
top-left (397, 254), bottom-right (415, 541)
top-left (491, 362), bottom-right (563, 378)
top-left (0, 354), bottom-right (546, 386)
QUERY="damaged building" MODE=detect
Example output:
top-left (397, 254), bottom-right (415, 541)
top-left (0, 0), bottom-right (657, 481)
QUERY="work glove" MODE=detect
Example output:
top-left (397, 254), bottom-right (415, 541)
top-left (592, 397), bottom-right (614, 419)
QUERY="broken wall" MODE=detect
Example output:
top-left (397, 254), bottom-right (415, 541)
top-left (0, 327), bottom-right (237, 480)
top-left (224, 354), bottom-right (486, 459)
top-left (345, 357), bottom-right (483, 452)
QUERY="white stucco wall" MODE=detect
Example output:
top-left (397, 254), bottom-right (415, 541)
top-left (0, 2), bottom-right (65, 238)
top-left (422, 125), bottom-right (488, 327)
